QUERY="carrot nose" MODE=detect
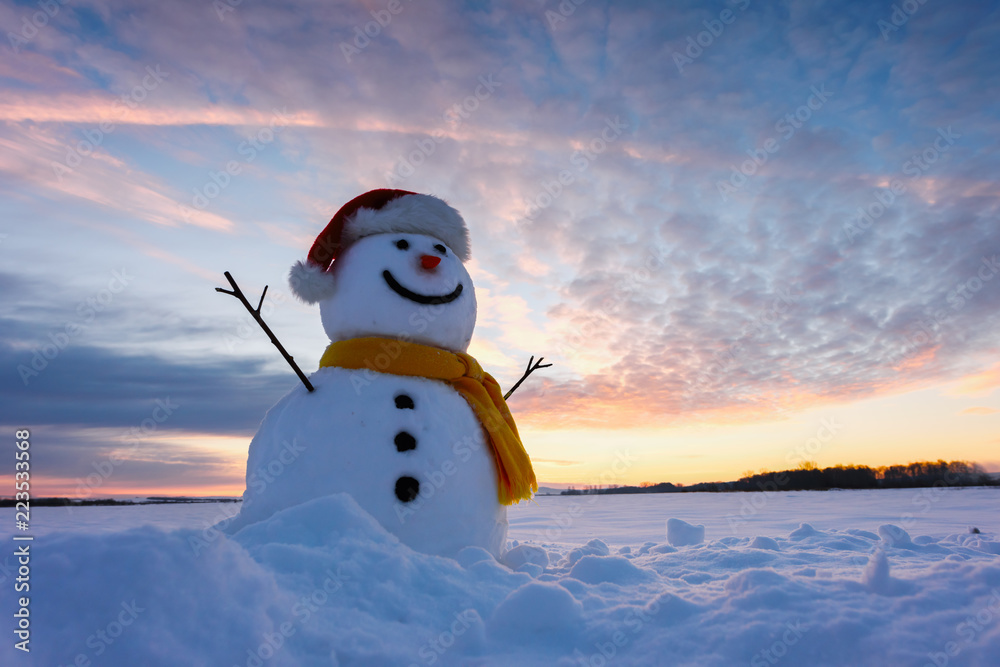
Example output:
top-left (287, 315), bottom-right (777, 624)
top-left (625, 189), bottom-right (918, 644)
top-left (421, 255), bottom-right (441, 270)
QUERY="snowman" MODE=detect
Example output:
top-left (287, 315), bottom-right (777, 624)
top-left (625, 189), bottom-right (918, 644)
top-left (224, 189), bottom-right (538, 558)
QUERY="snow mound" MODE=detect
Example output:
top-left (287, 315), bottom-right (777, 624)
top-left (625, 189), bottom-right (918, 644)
top-left (4, 490), bottom-right (1000, 666)
top-left (666, 518), bottom-right (705, 546)
top-left (724, 567), bottom-right (789, 594)
top-left (456, 545), bottom-right (497, 567)
top-left (490, 582), bottom-right (583, 644)
top-left (569, 555), bottom-right (655, 584)
top-left (563, 538), bottom-right (611, 565)
top-left (877, 524), bottom-right (914, 548)
top-left (232, 492), bottom-right (396, 550)
top-left (749, 536), bottom-right (781, 551)
top-left (789, 522), bottom-right (823, 540)
top-left (861, 549), bottom-right (891, 591)
top-left (975, 540), bottom-right (1000, 555)
top-left (502, 543), bottom-right (550, 570)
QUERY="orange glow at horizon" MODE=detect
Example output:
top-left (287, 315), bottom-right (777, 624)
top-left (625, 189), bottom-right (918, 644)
top-left (32, 479), bottom-right (246, 499)
top-left (520, 367), bottom-right (1000, 486)
top-left (5, 369), bottom-right (997, 499)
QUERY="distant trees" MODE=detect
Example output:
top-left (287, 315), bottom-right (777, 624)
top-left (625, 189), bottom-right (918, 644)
top-left (875, 459), bottom-right (985, 487)
top-left (561, 460), bottom-right (996, 495)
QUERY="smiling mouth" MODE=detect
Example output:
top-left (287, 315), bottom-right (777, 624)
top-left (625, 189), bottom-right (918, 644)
top-left (383, 270), bottom-right (464, 305)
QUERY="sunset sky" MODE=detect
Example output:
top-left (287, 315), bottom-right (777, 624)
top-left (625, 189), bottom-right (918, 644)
top-left (2, 0), bottom-right (998, 498)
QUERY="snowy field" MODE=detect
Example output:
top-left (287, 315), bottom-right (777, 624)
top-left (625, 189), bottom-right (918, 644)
top-left (2, 488), bottom-right (999, 666)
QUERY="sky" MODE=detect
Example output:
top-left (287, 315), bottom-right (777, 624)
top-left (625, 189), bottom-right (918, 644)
top-left (1, 0), bottom-right (999, 498)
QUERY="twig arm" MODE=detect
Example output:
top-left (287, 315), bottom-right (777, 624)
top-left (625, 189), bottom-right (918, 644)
top-left (255, 285), bottom-right (268, 315)
top-left (216, 271), bottom-right (315, 393)
top-left (504, 355), bottom-right (552, 401)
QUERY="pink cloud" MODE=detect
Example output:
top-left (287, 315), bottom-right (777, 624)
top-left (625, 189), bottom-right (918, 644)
top-left (960, 407), bottom-right (998, 416)
top-left (0, 93), bottom-right (325, 128)
top-left (0, 124), bottom-right (235, 232)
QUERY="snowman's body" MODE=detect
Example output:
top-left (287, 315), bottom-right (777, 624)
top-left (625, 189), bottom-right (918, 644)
top-left (227, 367), bottom-right (506, 557)
top-left (227, 222), bottom-right (514, 558)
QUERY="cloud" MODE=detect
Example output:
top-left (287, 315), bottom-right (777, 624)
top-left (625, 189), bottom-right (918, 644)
top-left (0, 277), bottom-right (298, 437)
top-left (0, 94), bottom-right (325, 128)
top-left (0, 123), bottom-right (236, 231)
top-left (23, 425), bottom-right (248, 496)
top-left (0, 322), bottom-right (297, 495)
top-left (531, 458), bottom-right (583, 467)
top-left (0, 336), bottom-right (297, 433)
top-left (3, 0), bottom-right (999, 460)
top-left (960, 407), bottom-right (998, 416)
top-left (948, 364), bottom-right (1000, 397)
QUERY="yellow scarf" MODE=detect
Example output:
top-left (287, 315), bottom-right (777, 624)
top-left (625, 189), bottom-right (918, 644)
top-left (319, 337), bottom-right (537, 505)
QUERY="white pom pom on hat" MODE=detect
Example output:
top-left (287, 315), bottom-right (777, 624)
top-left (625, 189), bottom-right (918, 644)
top-left (288, 189), bottom-right (471, 304)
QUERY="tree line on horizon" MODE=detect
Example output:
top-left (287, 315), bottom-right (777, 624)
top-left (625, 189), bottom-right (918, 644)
top-left (561, 459), bottom-right (998, 495)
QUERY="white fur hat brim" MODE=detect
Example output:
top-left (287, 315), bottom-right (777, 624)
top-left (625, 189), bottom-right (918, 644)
top-left (346, 194), bottom-right (470, 262)
top-left (289, 190), bottom-right (470, 304)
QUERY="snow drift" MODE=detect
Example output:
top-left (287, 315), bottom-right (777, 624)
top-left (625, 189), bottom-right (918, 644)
top-left (2, 489), bottom-right (998, 666)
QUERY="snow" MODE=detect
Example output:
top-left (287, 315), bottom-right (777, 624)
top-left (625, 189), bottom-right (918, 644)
top-left (318, 232), bottom-right (477, 354)
top-left (225, 365), bottom-right (507, 558)
top-left (502, 543), bottom-right (549, 570)
top-left (3, 488), bottom-right (999, 666)
top-left (224, 229), bottom-right (510, 557)
top-left (666, 517), bottom-right (705, 546)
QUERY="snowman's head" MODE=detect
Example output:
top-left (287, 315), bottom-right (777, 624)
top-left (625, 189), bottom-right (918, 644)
top-left (289, 190), bottom-right (477, 353)
top-left (318, 232), bottom-right (477, 351)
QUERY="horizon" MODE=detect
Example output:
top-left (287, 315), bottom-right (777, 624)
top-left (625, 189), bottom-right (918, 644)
top-left (6, 459), bottom-right (998, 502)
top-left (2, 0), bottom-right (999, 499)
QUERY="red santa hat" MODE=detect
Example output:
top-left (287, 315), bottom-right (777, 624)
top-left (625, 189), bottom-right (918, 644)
top-left (289, 189), bottom-right (471, 304)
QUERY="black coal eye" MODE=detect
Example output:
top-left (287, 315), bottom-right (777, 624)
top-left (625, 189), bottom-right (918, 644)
top-left (395, 239), bottom-right (409, 250)
top-left (433, 244), bottom-right (447, 255)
